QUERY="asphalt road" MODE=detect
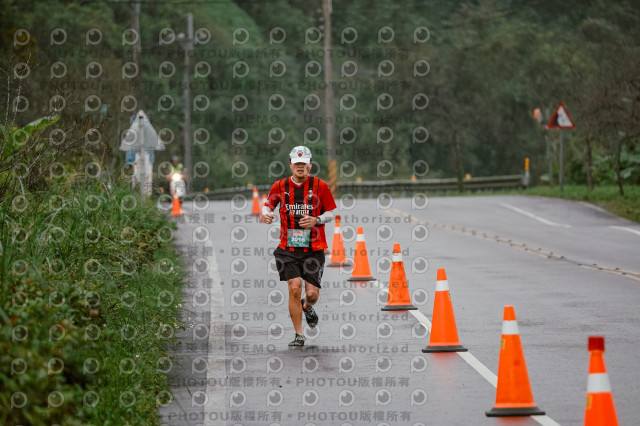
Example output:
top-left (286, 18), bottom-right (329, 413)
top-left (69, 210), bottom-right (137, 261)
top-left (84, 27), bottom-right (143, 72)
top-left (159, 194), bottom-right (640, 426)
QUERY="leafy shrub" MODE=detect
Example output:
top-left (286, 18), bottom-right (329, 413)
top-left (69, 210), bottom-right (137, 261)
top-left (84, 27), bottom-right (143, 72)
top-left (0, 182), bottom-right (185, 425)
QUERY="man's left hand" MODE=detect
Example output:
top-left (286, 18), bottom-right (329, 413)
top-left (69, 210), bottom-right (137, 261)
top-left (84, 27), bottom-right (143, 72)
top-left (299, 215), bottom-right (318, 229)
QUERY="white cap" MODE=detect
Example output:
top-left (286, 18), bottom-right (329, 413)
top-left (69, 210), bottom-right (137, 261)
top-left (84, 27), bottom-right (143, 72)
top-left (289, 146), bottom-right (312, 164)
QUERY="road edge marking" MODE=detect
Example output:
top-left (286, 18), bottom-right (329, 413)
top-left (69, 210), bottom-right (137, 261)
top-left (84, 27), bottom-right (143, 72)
top-left (499, 202), bottom-right (571, 228)
top-left (609, 225), bottom-right (640, 237)
top-left (204, 242), bottom-right (227, 425)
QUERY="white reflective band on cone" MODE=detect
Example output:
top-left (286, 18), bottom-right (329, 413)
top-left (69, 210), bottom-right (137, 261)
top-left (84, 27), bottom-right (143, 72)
top-left (501, 320), bottom-right (519, 335)
top-left (587, 373), bottom-right (612, 393)
top-left (334, 227), bottom-right (341, 234)
top-left (392, 252), bottom-right (402, 262)
top-left (435, 280), bottom-right (449, 292)
top-left (356, 234), bottom-right (365, 242)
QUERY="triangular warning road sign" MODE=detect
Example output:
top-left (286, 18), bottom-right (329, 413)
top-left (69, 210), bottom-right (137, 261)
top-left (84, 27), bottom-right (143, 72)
top-left (547, 103), bottom-right (575, 129)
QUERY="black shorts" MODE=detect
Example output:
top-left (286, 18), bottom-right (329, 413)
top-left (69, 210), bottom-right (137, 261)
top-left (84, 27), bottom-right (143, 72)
top-left (274, 247), bottom-right (325, 288)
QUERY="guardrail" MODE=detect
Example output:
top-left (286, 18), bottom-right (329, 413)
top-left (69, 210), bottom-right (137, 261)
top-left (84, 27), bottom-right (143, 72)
top-left (201, 175), bottom-right (527, 200)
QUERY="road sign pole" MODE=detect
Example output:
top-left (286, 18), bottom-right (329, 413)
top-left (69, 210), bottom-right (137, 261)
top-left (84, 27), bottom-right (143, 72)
top-left (559, 131), bottom-right (563, 192)
top-left (545, 108), bottom-right (553, 186)
top-left (545, 132), bottom-right (553, 186)
top-left (546, 103), bottom-right (574, 191)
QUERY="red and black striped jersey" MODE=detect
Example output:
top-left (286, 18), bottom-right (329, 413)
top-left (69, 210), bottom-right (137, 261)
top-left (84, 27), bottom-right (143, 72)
top-left (266, 176), bottom-right (336, 252)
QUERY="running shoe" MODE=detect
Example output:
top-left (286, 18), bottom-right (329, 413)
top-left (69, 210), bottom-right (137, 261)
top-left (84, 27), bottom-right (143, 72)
top-left (301, 298), bottom-right (319, 328)
top-left (288, 333), bottom-right (305, 346)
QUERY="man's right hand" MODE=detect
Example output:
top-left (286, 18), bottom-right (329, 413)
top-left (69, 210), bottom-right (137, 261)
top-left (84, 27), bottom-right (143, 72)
top-left (264, 212), bottom-right (275, 224)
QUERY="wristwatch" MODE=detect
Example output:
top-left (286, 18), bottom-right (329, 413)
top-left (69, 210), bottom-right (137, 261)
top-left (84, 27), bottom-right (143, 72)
top-left (316, 216), bottom-right (322, 226)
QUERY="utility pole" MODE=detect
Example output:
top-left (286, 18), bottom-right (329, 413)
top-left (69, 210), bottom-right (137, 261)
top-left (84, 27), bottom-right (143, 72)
top-left (129, 0), bottom-right (143, 104)
top-left (178, 13), bottom-right (194, 193)
top-left (322, 0), bottom-right (337, 195)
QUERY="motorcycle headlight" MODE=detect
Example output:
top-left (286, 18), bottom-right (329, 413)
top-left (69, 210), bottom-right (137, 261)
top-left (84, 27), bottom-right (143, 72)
top-left (171, 173), bottom-right (181, 182)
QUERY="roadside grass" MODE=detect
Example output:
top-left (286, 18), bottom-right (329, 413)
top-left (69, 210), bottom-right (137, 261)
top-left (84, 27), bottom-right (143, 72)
top-left (428, 184), bottom-right (640, 224)
top-left (518, 185), bottom-right (640, 223)
top-left (0, 181), bottom-right (185, 425)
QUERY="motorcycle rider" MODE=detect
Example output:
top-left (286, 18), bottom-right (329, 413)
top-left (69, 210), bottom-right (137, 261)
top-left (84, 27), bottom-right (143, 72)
top-left (170, 155), bottom-right (184, 174)
top-left (168, 155), bottom-right (185, 197)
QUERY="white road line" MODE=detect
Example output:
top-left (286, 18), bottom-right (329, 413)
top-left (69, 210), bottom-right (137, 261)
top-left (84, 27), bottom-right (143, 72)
top-left (457, 352), bottom-right (498, 387)
top-left (530, 414), bottom-right (563, 426)
top-left (609, 225), bottom-right (640, 237)
top-left (371, 280), bottom-right (561, 426)
top-left (578, 201), bottom-right (609, 214)
top-left (500, 203), bottom-right (571, 228)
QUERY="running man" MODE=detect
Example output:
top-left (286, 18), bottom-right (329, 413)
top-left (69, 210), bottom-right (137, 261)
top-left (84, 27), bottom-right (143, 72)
top-left (262, 146), bottom-right (337, 346)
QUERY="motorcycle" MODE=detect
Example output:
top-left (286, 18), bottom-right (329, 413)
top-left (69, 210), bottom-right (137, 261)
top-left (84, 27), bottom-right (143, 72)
top-left (169, 172), bottom-right (186, 200)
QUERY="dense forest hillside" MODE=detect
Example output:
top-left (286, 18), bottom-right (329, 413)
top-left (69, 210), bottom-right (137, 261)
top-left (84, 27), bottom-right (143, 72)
top-left (2, 0), bottom-right (639, 191)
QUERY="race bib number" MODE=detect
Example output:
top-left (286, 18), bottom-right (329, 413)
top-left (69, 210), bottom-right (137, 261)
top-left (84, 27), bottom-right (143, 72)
top-left (287, 229), bottom-right (311, 247)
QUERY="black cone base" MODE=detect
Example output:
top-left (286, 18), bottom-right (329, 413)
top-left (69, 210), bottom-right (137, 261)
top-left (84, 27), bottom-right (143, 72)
top-left (422, 344), bottom-right (468, 353)
top-left (328, 262), bottom-right (351, 267)
top-left (485, 406), bottom-right (545, 417)
top-left (381, 304), bottom-right (417, 311)
top-left (347, 276), bottom-right (375, 282)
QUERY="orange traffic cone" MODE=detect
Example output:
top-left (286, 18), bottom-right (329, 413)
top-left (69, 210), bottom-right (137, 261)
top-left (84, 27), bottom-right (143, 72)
top-left (327, 215), bottom-right (350, 267)
top-left (251, 187), bottom-right (260, 216)
top-left (259, 194), bottom-right (267, 222)
top-left (423, 268), bottom-right (467, 353)
top-left (486, 305), bottom-right (545, 417)
top-left (347, 227), bottom-right (375, 282)
top-left (584, 336), bottom-right (618, 426)
top-left (381, 243), bottom-right (417, 311)
top-left (171, 190), bottom-right (182, 216)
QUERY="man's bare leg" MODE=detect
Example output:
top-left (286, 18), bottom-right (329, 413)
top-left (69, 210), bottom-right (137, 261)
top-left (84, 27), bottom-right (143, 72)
top-left (302, 282), bottom-right (319, 311)
top-left (288, 277), bottom-right (303, 334)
